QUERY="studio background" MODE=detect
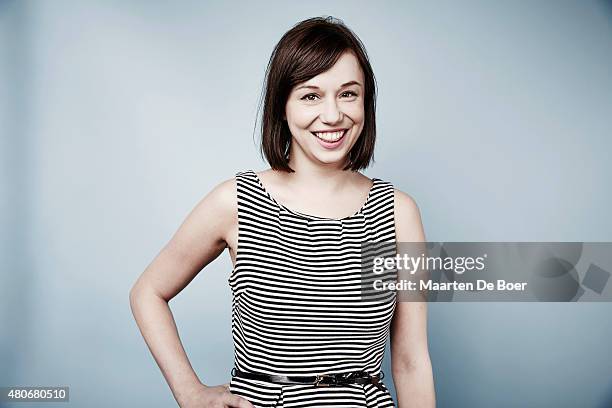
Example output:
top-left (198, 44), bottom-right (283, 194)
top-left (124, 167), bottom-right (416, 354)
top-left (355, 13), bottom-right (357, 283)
top-left (1, 1), bottom-right (611, 407)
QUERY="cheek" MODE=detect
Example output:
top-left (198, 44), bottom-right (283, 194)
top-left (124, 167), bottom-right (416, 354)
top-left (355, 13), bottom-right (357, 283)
top-left (345, 103), bottom-right (365, 123)
top-left (286, 104), bottom-right (317, 129)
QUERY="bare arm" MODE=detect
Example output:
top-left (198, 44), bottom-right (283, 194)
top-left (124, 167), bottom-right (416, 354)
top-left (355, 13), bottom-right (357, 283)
top-left (129, 177), bottom-right (253, 408)
top-left (391, 189), bottom-right (436, 408)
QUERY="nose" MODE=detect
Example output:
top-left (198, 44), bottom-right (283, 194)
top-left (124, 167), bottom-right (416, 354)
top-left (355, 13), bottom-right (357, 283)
top-left (319, 97), bottom-right (343, 124)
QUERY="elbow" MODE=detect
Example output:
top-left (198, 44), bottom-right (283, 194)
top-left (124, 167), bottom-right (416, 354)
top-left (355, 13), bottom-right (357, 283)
top-left (392, 353), bottom-right (432, 377)
top-left (129, 281), bottom-right (149, 311)
top-left (129, 281), bottom-right (167, 311)
top-left (129, 284), bottom-right (140, 311)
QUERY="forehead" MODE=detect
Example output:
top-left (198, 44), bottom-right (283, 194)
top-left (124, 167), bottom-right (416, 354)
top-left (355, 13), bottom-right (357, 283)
top-left (297, 51), bottom-right (364, 89)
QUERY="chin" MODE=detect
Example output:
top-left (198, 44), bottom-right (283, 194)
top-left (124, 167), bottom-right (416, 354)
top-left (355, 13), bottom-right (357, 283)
top-left (313, 152), bottom-right (349, 163)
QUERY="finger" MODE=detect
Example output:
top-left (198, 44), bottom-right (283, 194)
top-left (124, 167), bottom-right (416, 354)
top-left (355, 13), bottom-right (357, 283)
top-left (222, 382), bottom-right (230, 391)
top-left (223, 392), bottom-right (255, 408)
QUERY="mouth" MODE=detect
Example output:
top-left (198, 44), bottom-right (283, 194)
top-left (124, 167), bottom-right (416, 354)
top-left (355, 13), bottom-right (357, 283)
top-left (310, 129), bottom-right (348, 146)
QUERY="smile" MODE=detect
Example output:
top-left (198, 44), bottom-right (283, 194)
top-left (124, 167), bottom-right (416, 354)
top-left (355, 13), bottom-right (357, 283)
top-left (310, 129), bottom-right (348, 142)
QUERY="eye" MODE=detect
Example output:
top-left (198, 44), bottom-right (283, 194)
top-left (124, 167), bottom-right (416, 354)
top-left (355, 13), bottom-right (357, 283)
top-left (300, 93), bottom-right (319, 101)
top-left (301, 91), bottom-right (358, 102)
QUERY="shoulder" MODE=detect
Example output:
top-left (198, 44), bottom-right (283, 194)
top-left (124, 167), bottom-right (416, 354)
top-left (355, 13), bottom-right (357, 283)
top-left (393, 187), bottom-right (426, 241)
top-left (151, 173), bottom-right (238, 276)
top-left (393, 188), bottom-right (419, 214)
top-left (353, 171), bottom-right (377, 192)
top-left (254, 168), bottom-right (275, 186)
top-left (185, 174), bottom-right (237, 244)
top-left (207, 174), bottom-right (238, 208)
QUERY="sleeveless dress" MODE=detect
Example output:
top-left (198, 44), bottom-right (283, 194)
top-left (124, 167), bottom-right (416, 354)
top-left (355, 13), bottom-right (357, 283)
top-left (228, 169), bottom-right (398, 408)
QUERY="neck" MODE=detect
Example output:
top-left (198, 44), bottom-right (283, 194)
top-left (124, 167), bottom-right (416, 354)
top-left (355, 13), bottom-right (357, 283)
top-left (283, 150), bottom-right (356, 194)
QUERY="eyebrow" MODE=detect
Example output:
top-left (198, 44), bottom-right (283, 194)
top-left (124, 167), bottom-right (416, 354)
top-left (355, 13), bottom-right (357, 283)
top-left (295, 80), bottom-right (362, 91)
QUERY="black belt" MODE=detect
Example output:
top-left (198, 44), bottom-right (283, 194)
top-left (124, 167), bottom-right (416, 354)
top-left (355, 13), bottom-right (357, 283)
top-left (231, 368), bottom-right (386, 391)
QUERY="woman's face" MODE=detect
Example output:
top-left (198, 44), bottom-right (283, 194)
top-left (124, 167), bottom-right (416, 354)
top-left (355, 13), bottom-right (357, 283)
top-left (284, 51), bottom-right (365, 168)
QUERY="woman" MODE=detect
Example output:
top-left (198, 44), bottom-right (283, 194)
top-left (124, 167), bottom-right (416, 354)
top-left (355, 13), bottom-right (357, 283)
top-left (130, 16), bottom-right (435, 408)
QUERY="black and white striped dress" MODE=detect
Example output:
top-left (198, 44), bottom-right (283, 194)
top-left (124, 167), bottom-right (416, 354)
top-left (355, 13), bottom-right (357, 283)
top-left (228, 169), bottom-right (397, 408)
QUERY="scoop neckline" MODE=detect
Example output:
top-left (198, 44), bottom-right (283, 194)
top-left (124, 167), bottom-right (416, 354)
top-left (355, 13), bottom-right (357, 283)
top-left (249, 169), bottom-right (379, 221)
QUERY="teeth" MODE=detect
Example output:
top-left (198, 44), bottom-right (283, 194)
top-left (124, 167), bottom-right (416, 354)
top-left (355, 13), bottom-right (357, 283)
top-left (314, 130), bottom-right (346, 141)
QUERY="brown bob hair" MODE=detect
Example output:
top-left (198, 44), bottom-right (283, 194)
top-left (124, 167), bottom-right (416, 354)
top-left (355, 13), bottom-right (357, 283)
top-left (258, 16), bottom-right (378, 173)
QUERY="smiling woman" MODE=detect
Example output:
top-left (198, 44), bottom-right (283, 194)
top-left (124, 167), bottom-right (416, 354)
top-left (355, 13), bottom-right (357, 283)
top-left (130, 15), bottom-right (434, 408)
top-left (290, 55), bottom-right (363, 152)
top-left (261, 17), bottom-right (377, 173)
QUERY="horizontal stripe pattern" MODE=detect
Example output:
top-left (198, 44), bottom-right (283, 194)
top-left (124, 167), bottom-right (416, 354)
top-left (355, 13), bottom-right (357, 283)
top-left (228, 169), bottom-right (397, 407)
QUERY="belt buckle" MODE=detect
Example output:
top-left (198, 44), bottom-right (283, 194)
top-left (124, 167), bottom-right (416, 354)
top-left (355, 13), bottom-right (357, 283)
top-left (314, 374), bottom-right (336, 387)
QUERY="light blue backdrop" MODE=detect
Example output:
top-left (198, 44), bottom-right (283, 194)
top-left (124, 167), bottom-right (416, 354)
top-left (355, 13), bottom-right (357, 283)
top-left (1, 1), bottom-right (611, 407)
